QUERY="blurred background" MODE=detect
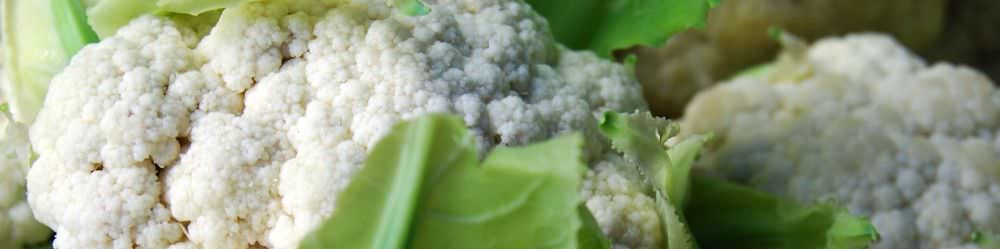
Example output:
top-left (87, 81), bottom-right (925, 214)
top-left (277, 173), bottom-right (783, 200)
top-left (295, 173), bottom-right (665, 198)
top-left (632, 0), bottom-right (1000, 118)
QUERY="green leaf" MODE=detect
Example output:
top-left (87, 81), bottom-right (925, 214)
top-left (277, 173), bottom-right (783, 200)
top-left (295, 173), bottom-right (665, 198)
top-left (2, 0), bottom-right (99, 123)
top-left (155, 0), bottom-right (249, 15)
top-left (85, 0), bottom-right (245, 38)
top-left (393, 0), bottom-right (430, 16)
top-left (86, 0), bottom-right (428, 39)
top-left (598, 112), bottom-right (672, 193)
top-left (598, 111), bottom-right (873, 249)
top-left (598, 112), bottom-right (709, 207)
top-left (826, 213), bottom-right (882, 249)
top-left (655, 192), bottom-right (695, 249)
top-left (84, 0), bottom-right (158, 38)
top-left (685, 176), bottom-right (880, 249)
top-left (52, 0), bottom-right (100, 57)
top-left (298, 115), bottom-right (474, 249)
top-left (972, 232), bottom-right (1000, 249)
top-left (410, 133), bottom-right (585, 249)
top-left (599, 111), bottom-right (709, 249)
top-left (24, 244), bottom-right (54, 249)
top-left (300, 114), bottom-right (589, 249)
top-left (731, 63), bottom-right (774, 79)
top-left (665, 132), bottom-right (712, 208)
top-left (577, 205), bottom-right (612, 249)
top-left (526, 0), bottom-right (718, 58)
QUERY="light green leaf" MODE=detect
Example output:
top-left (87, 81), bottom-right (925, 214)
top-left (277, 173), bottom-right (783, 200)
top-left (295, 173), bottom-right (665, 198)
top-left (393, 0), bottom-right (430, 16)
top-left (598, 111), bottom-right (709, 207)
top-left (298, 115), bottom-right (474, 249)
top-left (732, 63), bottom-right (774, 79)
top-left (2, 0), bottom-right (99, 123)
top-left (826, 213), bottom-right (882, 249)
top-left (84, 0), bottom-right (158, 38)
top-left (86, 0), bottom-right (428, 39)
top-left (526, 0), bottom-right (719, 58)
top-left (655, 192), bottom-right (695, 249)
top-left (156, 0), bottom-right (249, 15)
top-left (411, 133), bottom-right (586, 249)
top-left (598, 111), bottom-right (672, 193)
top-left (685, 176), bottom-right (880, 249)
top-left (589, 0), bottom-right (715, 58)
top-left (300, 115), bottom-right (590, 249)
top-left (665, 132), bottom-right (712, 208)
top-left (599, 111), bottom-right (709, 249)
top-left (85, 0), bottom-right (245, 38)
top-left (523, 0), bottom-right (605, 50)
top-left (52, 0), bottom-right (100, 58)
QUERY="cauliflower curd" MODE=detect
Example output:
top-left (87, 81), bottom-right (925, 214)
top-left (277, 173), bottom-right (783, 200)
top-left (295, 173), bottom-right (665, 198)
top-left (26, 0), bottom-right (652, 248)
top-left (683, 34), bottom-right (1000, 249)
top-left (0, 111), bottom-right (51, 249)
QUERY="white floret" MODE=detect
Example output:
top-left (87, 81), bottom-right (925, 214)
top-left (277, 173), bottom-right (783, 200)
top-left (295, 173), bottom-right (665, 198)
top-left (0, 112), bottom-right (51, 249)
top-left (682, 33), bottom-right (1000, 249)
top-left (582, 155), bottom-right (662, 249)
top-left (26, 0), bottom-right (649, 248)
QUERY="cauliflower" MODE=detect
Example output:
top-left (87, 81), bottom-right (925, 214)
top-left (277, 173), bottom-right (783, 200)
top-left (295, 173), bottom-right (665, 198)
top-left (682, 33), bottom-right (1000, 249)
top-left (582, 156), bottom-right (663, 249)
top-left (0, 109), bottom-right (52, 249)
top-left (26, 0), bottom-right (654, 248)
top-left (0, 17), bottom-right (52, 247)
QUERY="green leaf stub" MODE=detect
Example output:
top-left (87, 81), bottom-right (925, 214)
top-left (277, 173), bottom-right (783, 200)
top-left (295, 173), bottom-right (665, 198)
top-left (395, 0), bottom-right (430, 16)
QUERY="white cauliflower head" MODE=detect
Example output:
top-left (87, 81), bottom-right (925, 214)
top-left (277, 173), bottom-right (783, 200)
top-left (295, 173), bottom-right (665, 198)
top-left (25, 0), bottom-right (649, 248)
top-left (0, 110), bottom-right (52, 249)
top-left (581, 155), bottom-right (663, 249)
top-left (682, 33), bottom-right (1000, 249)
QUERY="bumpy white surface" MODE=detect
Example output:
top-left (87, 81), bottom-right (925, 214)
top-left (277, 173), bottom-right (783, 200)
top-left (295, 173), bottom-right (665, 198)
top-left (25, 0), bottom-right (649, 248)
top-left (1, 111), bottom-right (52, 249)
top-left (581, 156), bottom-right (662, 249)
top-left (682, 34), bottom-right (1000, 249)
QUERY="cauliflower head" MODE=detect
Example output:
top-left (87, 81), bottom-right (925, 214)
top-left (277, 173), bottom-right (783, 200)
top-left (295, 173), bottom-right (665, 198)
top-left (582, 155), bottom-right (663, 249)
top-left (25, 0), bottom-right (651, 248)
top-left (1, 109), bottom-right (51, 249)
top-left (682, 33), bottom-right (1000, 249)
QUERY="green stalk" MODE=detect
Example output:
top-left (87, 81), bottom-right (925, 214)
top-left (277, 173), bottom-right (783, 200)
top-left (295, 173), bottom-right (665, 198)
top-left (51, 0), bottom-right (100, 57)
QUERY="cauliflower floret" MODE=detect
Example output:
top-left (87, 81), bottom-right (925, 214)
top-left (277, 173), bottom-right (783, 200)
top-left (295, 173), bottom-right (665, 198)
top-left (582, 156), bottom-right (662, 249)
top-left (682, 33), bottom-right (1000, 249)
top-left (26, 0), bottom-right (649, 248)
top-left (0, 113), bottom-right (51, 249)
